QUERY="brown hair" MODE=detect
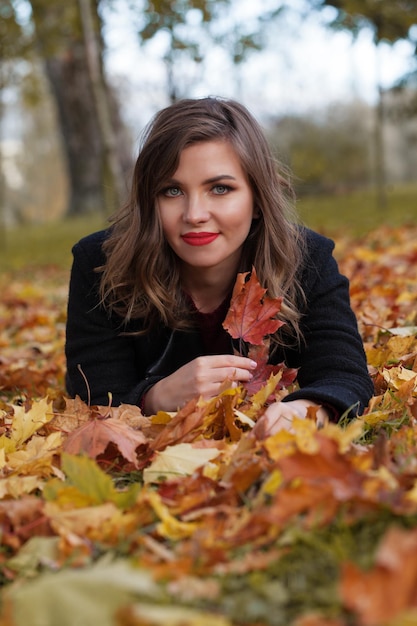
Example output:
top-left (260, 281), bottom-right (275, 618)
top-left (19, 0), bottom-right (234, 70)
top-left (100, 96), bottom-right (306, 344)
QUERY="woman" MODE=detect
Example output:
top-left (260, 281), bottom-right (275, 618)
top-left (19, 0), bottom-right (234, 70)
top-left (65, 97), bottom-right (373, 429)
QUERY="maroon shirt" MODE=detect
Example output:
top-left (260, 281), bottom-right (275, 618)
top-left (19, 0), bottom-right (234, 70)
top-left (188, 296), bottom-right (232, 355)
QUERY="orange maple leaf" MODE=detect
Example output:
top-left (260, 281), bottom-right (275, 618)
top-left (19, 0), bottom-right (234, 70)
top-left (223, 270), bottom-right (295, 395)
top-left (223, 268), bottom-right (284, 346)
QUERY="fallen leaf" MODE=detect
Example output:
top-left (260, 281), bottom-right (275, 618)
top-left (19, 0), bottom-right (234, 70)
top-left (63, 417), bottom-right (148, 468)
top-left (340, 526), bottom-right (417, 625)
top-left (6, 432), bottom-right (63, 477)
top-left (143, 443), bottom-right (220, 484)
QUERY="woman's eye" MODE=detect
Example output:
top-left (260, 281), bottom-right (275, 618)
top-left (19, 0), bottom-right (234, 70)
top-left (163, 187), bottom-right (182, 197)
top-left (213, 184), bottom-right (231, 195)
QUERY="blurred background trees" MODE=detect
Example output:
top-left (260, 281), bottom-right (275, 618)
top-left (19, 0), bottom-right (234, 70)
top-left (307, 0), bottom-right (417, 206)
top-left (0, 0), bottom-right (416, 226)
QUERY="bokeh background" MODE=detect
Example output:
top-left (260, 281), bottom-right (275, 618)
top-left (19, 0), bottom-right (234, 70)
top-left (1, 0), bottom-right (416, 269)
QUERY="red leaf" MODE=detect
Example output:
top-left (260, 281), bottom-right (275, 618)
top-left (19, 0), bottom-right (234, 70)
top-left (223, 268), bottom-right (285, 346)
top-left (244, 343), bottom-right (298, 395)
top-left (63, 417), bottom-right (148, 468)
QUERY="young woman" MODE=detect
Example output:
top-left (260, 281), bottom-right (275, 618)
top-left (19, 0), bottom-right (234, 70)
top-left (65, 96), bottom-right (373, 430)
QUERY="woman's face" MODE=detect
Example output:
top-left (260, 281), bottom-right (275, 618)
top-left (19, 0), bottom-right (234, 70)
top-left (157, 140), bottom-right (255, 279)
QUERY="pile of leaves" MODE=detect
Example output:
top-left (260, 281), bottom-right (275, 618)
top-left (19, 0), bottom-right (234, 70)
top-left (1, 225), bottom-right (417, 626)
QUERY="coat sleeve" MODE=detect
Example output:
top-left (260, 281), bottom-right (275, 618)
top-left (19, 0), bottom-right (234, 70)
top-left (280, 230), bottom-right (374, 417)
top-left (65, 234), bottom-right (161, 406)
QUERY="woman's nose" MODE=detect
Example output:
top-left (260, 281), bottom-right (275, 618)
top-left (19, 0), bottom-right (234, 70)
top-left (183, 195), bottom-right (210, 224)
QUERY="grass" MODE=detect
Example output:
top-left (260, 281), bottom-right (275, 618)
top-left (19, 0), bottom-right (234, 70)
top-left (0, 214), bottom-right (107, 272)
top-left (1, 183), bottom-right (416, 271)
top-left (297, 182), bottom-right (417, 237)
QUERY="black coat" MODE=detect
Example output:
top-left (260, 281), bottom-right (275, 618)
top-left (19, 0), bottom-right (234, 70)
top-left (65, 228), bottom-right (374, 417)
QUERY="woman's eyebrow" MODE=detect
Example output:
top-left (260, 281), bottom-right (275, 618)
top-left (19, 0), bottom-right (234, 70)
top-left (203, 174), bottom-right (237, 184)
top-left (162, 174), bottom-right (237, 186)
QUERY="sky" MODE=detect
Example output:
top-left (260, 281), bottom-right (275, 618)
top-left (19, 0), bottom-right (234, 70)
top-left (103, 1), bottom-right (417, 130)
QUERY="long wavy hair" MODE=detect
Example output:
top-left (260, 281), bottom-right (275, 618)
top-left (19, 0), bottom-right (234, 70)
top-left (100, 97), bottom-right (306, 345)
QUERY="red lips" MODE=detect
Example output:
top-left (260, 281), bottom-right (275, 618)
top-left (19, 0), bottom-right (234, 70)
top-left (181, 232), bottom-right (219, 246)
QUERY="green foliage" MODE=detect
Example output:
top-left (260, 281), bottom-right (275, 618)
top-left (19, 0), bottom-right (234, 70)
top-left (208, 512), bottom-right (417, 625)
top-left (313, 0), bottom-right (417, 45)
top-left (0, 214), bottom-right (106, 271)
top-left (297, 182), bottom-right (417, 236)
top-left (0, 0), bottom-right (34, 89)
top-left (137, 0), bottom-right (283, 100)
top-left (269, 103), bottom-right (372, 194)
top-left (44, 453), bottom-right (141, 509)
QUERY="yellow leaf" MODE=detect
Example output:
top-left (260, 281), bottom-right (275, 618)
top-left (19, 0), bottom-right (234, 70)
top-left (0, 475), bottom-right (43, 499)
top-left (44, 482), bottom-right (101, 508)
top-left (382, 365), bottom-right (417, 393)
top-left (247, 371), bottom-right (283, 417)
top-left (151, 411), bottom-right (175, 424)
top-left (147, 491), bottom-right (198, 540)
top-left (7, 432), bottom-right (63, 477)
top-left (143, 443), bottom-right (220, 484)
top-left (202, 461), bottom-right (220, 480)
top-left (0, 433), bottom-right (17, 455)
top-left (45, 501), bottom-right (135, 543)
top-left (292, 417), bottom-right (320, 454)
top-left (367, 335), bottom-right (417, 368)
top-left (261, 468), bottom-right (283, 496)
top-left (264, 429), bottom-right (296, 461)
top-left (406, 482), bottom-right (417, 505)
top-left (321, 419), bottom-right (364, 453)
top-left (10, 398), bottom-right (54, 447)
top-left (362, 409), bottom-right (396, 426)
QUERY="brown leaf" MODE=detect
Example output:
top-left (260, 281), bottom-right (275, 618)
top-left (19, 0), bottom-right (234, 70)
top-left (0, 496), bottom-right (52, 551)
top-left (340, 526), bottom-right (417, 625)
top-left (150, 399), bottom-right (208, 452)
top-left (63, 417), bottom-right (148, 468)
top-left (276, 435), bottom-right (366, 503)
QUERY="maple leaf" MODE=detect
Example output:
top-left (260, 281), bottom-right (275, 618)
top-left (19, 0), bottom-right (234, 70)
top-left (150, 399), bottom-right (209, 452)
top-left (44, 453), bottom-right (140, 509)
top-left (143, 443), bottom-right (220, 484)
top-left (222, 271), bottom-right (296, 396)
top-left (146, 490), bottom-right (199, 540)
top-left (223, 268), bottom-right (284, 346)
top-left (244, 342), bottom-right (298, 396)
top-left (63, 416), bottom-right (149, 469)
top-left (0, 398), bottom-right (54, 452)
top-left (0, 475), bottom-right (43, 499)
top-left (6, 432), bottom-right (63, 477)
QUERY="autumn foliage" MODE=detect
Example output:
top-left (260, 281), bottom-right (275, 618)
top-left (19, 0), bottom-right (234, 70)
top-left (2, 226), bottom-right (417, 625)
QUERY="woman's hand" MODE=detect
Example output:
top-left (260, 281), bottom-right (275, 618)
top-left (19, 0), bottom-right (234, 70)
top-left (253, 399), bottom-right (330, 439)
top-left (143, 354), bottom-right (257, 414)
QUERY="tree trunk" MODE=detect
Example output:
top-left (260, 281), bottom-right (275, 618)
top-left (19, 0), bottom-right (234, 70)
top-left (78, 0), bottom-right (126, 212)
top-left (29, 0), bottom-right (123, 216)
top-left (374, 43), bottom-right (387, 211)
